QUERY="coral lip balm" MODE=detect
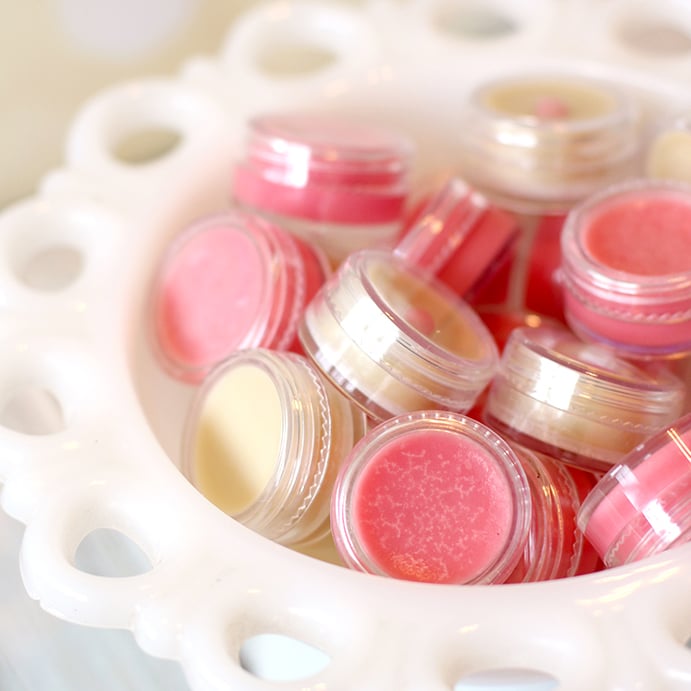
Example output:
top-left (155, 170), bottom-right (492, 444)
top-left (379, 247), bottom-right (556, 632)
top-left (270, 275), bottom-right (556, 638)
top-left (561, 179), bottom-right (691, 357)
top-left (151, 210), bottom-right (329, 383)
top-left (394, 177), bottom-right (518, 301)
top-left (183, 348), bottom-right (367, 546)
top-left (330, 411), bottom-right (531, 584)
top-left (232, 112), bottom-right (414, 266)
top-left (577, 413), bottom-right (691, 567)
top-left (298, 249), bottom-right (499, 422)
top-left (484, 325), bottom-right (685, 473)
top-left (457, 73), bottom-right (639, 214)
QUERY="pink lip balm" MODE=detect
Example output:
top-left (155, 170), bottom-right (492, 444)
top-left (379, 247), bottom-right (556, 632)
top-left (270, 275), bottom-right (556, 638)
top-left (330, 411), bottom-right (531, 585)
top-left (232, 112), bottom-right (414, 266)
top-left (577, 412), bottom-right (691, 567)
top-left (151, 211), bottom-right (330, 383)
top-left (561, 179), bottom-right (691, 357)
top-left (394, 178), bottom-right (518, 303)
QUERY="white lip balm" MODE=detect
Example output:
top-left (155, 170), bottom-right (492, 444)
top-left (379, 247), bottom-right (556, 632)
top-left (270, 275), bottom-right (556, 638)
top-left (183, 348), bottom-right (368, 546)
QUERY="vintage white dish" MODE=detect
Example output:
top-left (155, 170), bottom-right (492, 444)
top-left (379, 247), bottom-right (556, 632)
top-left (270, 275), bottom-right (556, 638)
top-left (0, 1), bottom-right (690, 689)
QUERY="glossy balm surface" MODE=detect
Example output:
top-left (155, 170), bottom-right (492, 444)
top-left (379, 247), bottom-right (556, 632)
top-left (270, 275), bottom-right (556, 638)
top-left (192, 363), bottom-right (282, 514)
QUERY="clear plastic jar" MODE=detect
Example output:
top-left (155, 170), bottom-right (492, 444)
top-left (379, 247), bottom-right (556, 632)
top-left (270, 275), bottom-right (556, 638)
top-left (457, 72), bottom-right (640, 322)
top-left (330, 411), bottom-right (531, 585)
top-left (232, 112), bottom-right (414, 267)
top-left (299, 249), bottom-right (499, 422)
top-left (150, 210), bottom-right (330, 383)
top-left (577, 413), bottom-right (691, 567)
top-left (506, 444), bottom-right (601, 583)
top-left (457, 72), bottom-right (640, 215)
top-left (483, 325), bottom-right (685, 473)
top-left (394, 177), bottom-right (518, 302)
top-left (182, 348), bottom-right (367, 547)
top-left (561, 179), bottom-right (691, 358)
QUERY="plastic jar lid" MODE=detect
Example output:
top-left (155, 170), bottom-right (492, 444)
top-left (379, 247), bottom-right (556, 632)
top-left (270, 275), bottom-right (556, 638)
top-left (561, 179), bottom-right (691, 357)
top-left (330, 410), bottom-right (531, 584)
top-left (577, 412), bottom-right (691, 567)
top-left (394, 177), bottom-right (518, 297)
top-left (299, 249), bottom-right (500, 422)
top-left (484, 325), bottom-right (685, 472)
top-left (457, 73), bottom-right (639, 213)
top-left (150, 210), bottom-right (329, 382)
top-left (232, 112), bottom-right (414, 224)
top-left (182, 348), bottom-right (367, 546)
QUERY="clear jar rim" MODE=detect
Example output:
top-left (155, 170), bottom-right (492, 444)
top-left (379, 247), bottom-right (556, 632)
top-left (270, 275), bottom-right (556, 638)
top-left (331, 410), bottom-right (532, 584)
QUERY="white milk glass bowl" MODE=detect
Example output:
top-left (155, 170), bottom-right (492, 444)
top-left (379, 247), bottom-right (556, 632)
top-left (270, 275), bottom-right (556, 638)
top-left (0, 2), bottom-right (690, 690)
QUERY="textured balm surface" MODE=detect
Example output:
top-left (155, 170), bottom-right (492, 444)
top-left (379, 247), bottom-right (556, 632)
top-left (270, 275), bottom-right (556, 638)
top-left (583, 196), bottom-right (691, 275)
top-left (193, 364), bottom-right (282, 514)
top-left (351, 429), bottom-right (513, 583)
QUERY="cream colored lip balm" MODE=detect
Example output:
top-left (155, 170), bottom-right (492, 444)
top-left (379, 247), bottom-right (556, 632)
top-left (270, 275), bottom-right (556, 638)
top-left (298, 249), bottom-right (499, 422)
top-left (457, 73), bottom-right (639, 214)
top-left (483, 325), bottom-right (685, 473)
top-left (183, 348), bottom-right (367, 547)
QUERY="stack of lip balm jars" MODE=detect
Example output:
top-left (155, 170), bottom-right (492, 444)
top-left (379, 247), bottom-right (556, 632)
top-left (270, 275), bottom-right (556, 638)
top-left (150, 72), bottom-right (691, 585)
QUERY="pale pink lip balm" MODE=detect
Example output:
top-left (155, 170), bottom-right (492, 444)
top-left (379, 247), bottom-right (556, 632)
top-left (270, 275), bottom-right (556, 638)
top-left (151, 211), bottom-right (329, 383)
top-left (561, 179), bottom-right (691, 357)
top-left (330, 411), bottom-right (531, 585)
top-left (577, 412), bottom-right (691, 567)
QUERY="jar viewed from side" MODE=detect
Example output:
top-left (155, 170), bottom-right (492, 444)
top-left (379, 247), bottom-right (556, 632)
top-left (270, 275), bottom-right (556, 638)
top-left (232, 112), bottom-right (414, 267)
top-left (150, 210), bottom-right (330, 383)
top-left (483, 325), bottom-right (685, 473)
top-left (577, 413), bottom-right (691, 567)
top-left (561, 179), bottom-right (691, 358)
top-left (299, 249), bottom-right (500, 422)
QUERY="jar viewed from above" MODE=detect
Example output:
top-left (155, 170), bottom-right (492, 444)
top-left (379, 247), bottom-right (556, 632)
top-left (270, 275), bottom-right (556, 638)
top-left (483, 325), bottom-right (686, 473)
top-left (330, 411), bottom-right (531, 585)
top-left (299, 249), bottom-right (500, 422)
top-left (561, 179), bottom-right (691, 358)
top-left (232, 112), bottom-right (414, 266)
top-left (457, 72), bottom-right (640, 215)
top-left (150, 210), bottom-right (330, 383)
top-left (182, 348), bottom-right (368, 547)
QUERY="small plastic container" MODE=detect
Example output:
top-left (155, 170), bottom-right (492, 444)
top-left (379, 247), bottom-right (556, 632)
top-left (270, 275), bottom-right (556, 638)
top-left (393, 177), bottom-right (518, 302)
top-left (232, 112), bottom-right (414, 266)
top-left (182, 348), bottom-right (368, 547)
top-left (561, 179), bottom-right (691, 358)
top-left (330, 410), bottom-right (532, 585)
top-left (506, 444), bottom-right (602, 583)
top-left (150, 210), bottom-right (330, 383)
top-left (484, 325), bottom-right (685, 473)
top-left (457, 72), bottom-right (640, 215)
top-left (457, 73), bottom-right (640, 322)
top-left (298, 249), bottom-right (500, 422)
top-left (646, 110), bottom-right (691, 184)
top-left (577, 413), bottom-right (691, 568)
